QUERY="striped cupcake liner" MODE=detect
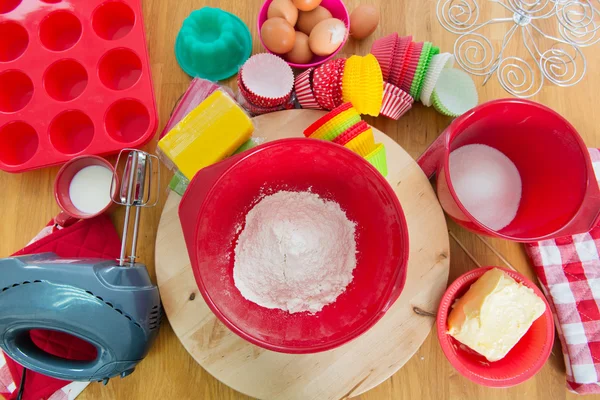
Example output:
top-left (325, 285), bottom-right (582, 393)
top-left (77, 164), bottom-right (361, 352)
top-left (371, 33), bottom-right (398, 82)
top-left (380, 82), bottom-right (414, 120)
top-left (304, 102), bottom-right (355, 137)
top-left (365, 143), bottom-right (388, 177)
top-left (294, 68), bottom-right (322, 110)
top-left (334, 120), bottom-right (370, 146)
top-left (345, 128), bottom-right (376, 157)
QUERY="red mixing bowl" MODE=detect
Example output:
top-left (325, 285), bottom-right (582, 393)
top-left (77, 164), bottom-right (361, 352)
top-left (437, 266), bottom-right (555, 387)
top-left (179, 139), bottom-right (409, 353)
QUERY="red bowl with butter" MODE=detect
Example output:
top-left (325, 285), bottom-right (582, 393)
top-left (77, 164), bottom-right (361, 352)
top-left (436, 266), bottom-right (554, 387)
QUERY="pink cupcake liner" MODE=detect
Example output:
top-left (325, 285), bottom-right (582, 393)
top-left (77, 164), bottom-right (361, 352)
top-left (294, 68), bottom-right (322, 110)
top-left (240, 53), bottom-right (294, 108)
top-left (380, 82), bottom-right (414, 120)
top-left (371, 33), bottom-right (398, 82)
top-left (400, 42), bottom-right (423, 93)
top-left (389, 36), bottom-right (412, 86)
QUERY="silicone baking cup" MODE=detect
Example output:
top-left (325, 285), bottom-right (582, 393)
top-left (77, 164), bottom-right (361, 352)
top-left (342, 55), bottom-right (383, 116)
top-left (334, 120), bottom-right (370, 146)
top-left (294, 68), bottom-right (322, 110)
top-left (365, 143), bottom-right (388, 176)
top-left (304, 103), bottom-right (356, 137)
top-left (309, 112), bottom-right (361, 141)
top-left (345, 128), bottom-right (375, 156)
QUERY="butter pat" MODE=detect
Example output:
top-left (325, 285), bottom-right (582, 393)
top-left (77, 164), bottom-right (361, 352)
top-left (158, 90), bottom-right (254, 180)
top-left (447, 268), bottom-right (546, 362)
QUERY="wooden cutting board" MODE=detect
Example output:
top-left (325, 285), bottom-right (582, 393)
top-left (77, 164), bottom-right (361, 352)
top-left (155, 109), bottom-right (450, 400)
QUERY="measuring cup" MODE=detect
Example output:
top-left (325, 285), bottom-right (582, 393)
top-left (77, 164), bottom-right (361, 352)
top-left (418, 98), bottom-right (600, 242)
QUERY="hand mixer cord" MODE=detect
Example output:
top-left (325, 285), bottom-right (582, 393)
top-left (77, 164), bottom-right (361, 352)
top-left (16, 367), bottom-right (26, 400)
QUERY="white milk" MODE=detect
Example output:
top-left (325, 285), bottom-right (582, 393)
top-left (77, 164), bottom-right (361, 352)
top-left (69, 165), bottom-right (114, 215)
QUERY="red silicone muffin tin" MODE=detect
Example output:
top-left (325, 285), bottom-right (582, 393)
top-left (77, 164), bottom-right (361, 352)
top-left (0, 0), bottom-right (157, 173)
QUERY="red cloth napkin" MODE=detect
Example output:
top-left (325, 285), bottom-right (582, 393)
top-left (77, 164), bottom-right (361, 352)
top-left (0, 215), bottom-right (121, 400)
top-left (524, 148), bottom-right (600, 394)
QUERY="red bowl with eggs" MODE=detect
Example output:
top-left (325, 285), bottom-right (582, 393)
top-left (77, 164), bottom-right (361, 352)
top-left (258, 0), bottom-right (350, 68)
top-left (436, 266), bottom-right (555, 387)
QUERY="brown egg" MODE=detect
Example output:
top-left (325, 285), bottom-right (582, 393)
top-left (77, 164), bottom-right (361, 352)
top-left (286, 31), bottom-right (313, 64)
top-left (267, 0), bottom-right (298, 26)
top-left (308, 18), bottom-right (347, 56)
top-left (292, 0), bottom-right (322, 12)
top-left (349, 5), bottom-right (380, 40)
top-left (261, 17), bottom-right (296, 54)
top-left (296, 6), bottom-right (332, 35)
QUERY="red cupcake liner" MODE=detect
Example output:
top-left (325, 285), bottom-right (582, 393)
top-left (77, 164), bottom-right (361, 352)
top-left (294, 68), bottom-right (322, 110)
top-left (332, 58), bottom-right (347, 108)
top-left (371, 33), bottom-right (398, 82)
top-left (380, 82), bottom-right (414, 120)
top-left (333, 120), bottom-right (370, 145)
top-left (240, 54), bottom-right (294, 108)
top-left (304, 102), bottom-right (354, 137)
top-left (400, 42), bottom-right (424, 93)
top-left (238, 94), bottom-right (288, 116)
top-left (313, 60), bottom-right (344, 111)
top-left (389, 36), bottom-right (412, 86)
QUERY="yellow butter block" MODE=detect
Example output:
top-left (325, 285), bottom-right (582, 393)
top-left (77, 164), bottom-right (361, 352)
top-left (447, 268), bottom-right (546, 362)
top-left (158, 90), bottom-right (254, 180)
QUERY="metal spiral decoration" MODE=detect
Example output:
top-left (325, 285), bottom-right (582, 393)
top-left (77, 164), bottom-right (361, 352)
top-left (437, 0), bottom-right (596, 98)
top-left (556, 0), bottom-right (600, 46)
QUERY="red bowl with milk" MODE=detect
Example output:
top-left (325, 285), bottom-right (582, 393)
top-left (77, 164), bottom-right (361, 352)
top-left (178, 139), bottom-right (409, 353)
top-left (436, 267), bottom-right (554, 387)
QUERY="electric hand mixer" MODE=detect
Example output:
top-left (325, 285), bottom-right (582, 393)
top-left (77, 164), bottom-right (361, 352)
top-left (0, 150), bottom-right (161, 384)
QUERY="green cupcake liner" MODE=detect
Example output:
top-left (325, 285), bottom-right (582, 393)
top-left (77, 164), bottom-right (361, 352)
top-left (317, 115), bottom-right (362, 142)
top-left (410, 42), bottom-right (434, 100)
top-left (365, 143), bottom-right (388, 177)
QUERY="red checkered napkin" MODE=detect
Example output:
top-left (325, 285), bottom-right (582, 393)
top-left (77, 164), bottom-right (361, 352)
top-left (525, 148), bottom-right (600, 394)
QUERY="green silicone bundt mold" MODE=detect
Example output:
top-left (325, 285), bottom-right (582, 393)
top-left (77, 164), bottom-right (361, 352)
top-left (175, 7), bottom-right (252, 81)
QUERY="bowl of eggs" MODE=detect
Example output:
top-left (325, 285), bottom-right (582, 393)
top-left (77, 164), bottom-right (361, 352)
top-left (258, 0), bottom-right (350, 68)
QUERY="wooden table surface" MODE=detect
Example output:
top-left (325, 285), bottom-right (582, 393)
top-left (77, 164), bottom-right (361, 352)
top-left (1, 0), bottom-right (599, 399)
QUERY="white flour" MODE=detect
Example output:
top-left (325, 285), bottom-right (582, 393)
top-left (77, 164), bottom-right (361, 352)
top-left (233, 190), bottom-right (357, 314)
top-left (450, 144), bottom-right (522, 231)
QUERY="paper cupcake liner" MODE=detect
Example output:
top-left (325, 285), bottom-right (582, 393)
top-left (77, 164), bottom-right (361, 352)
top-left (241, 53), bottom-right (294, 103)
top-left (334, 120), bottom-right (370, 146)
top-left (389, 36), bottom-right (412, 86)
top-left (314, 59), bottom-right (346, 111)
top-left (371, 33), bottom-right (398, 82)
top-left (345, 128), bottom-right (376, 157)
top-left (421, 53), bottom-right (455, 107)
top-left (237, 94), bottom-right (288, 116)
top-left (310, 113), bottom-right (362, 141)
top-left (239, 67), bottom-right (292, 108)
top-left (432, 68), bottom-right (479, 117)
top-left (400, 42), bottom-right (423, 93)
top-left (332, 58), bottom-right (347, 108)
top-left (410, 42), bottom-right (433, 100)
top-left (304, 103), bottom-right (355, 137)
top-left (365, 143), bottom-right (388, 177)
top-left (380, 82), bottom-right (414, 120)
top-left (295, 68), bottom-right (322, 110)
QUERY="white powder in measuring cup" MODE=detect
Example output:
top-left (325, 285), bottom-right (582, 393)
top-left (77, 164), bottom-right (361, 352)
top-left (449, 144), bottom-right (522, 231)
top-left (233, 190), bottom-right (357, 314)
